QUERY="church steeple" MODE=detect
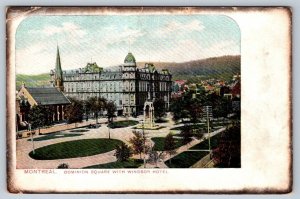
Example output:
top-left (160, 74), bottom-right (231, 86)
top-left (54, 45), bottom-right (64, 92)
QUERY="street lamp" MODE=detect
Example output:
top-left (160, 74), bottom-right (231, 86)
top-left (108, 125), bottom-right (111, 139)
top-left (29, 123), bottom-right (35, 154)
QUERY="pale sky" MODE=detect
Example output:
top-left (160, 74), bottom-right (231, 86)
top-left (16, 15), bottom-right (240, 75)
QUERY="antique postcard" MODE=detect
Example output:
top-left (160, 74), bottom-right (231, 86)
top-left (6, 7), bottom-right (291, 193)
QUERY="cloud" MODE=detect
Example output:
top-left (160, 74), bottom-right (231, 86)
top-left (101, 27), bottom-right (145, 46)
top-left (16, 17), bottom-right (240, 75)
top-left (31, 22), bottom-right (87, 38)
top-left (156, 19), bottom-right (204, 36)
top-left (204, 40), bottom-right (240, 57)
top-left (16, 41), bottom-right (56, 74)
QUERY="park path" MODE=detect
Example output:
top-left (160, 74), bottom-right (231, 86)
top-left (16, 118), bottom-right (138, 169)
top-left (18, 116), bottom-right (142, 137)
top-left (17, 114), bottom-right (227, 169)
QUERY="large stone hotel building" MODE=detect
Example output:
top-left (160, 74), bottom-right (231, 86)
top-left (50, 47), bottom-right (172, 116)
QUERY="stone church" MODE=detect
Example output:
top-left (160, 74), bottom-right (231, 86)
top-left (50, 47), bottom-right (172, 116)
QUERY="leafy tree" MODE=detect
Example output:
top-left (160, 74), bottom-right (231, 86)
top-left (27, 105), bottom-right (47, 134)
top-left (153, 98), bottom-right (166, 119)
top-left (129, 131), bottom-right (146, 159)
top-left (114, 143), bottom-right (132, 162)
top-left (148, 150), bottom-right (164, 167)
top-left (170, 90), bottom-right (206, 123)
top-left (212, 124), bottom-right (241, 168)
top-left (169, 97), bottom-right (185, 121)
top-left (86, 97), bottom-right (107, 124)
top-left (65, 97), bottom-right (84, 124)
top-left (106, 101), bottom-right (117, 123)
top-left (187, 98), bottom-right (202, 123)
top-left (83, 100), bottom-right (91, 121)
top-left (164, 133), bottom-right (177, 164)
top-left (180, 125), bottom-right (194, 144)
top-left (213, 97), bottom-right (230, 119)
top-left (44, 106), bottom-right (56, 126)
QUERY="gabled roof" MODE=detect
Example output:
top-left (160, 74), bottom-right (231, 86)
top-left (26, 87), bottom-right (70, 105)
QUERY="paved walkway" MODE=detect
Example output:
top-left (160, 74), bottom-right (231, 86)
top-left (16, 121), bottom-right (137, 169)
top-left (16, 114), bottom-right (226, 169)
top-left (18, 116), bottom-right (141, 136)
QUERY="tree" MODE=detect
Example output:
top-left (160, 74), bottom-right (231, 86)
top-left (212, 124), bottom-right (241, 168)
top-left (170, 97), bottom-right (186, 121)
top-left (64, 97), bottom-right (84, 124)
top-left (164, 133), bottom-right (177, 164)
top-left (153, 98), bottom-right (166, 119)
top-left (106, 101), bottom-right (117, 123)
top-left (148, 150), bottom-right (164, 167)
top-left (180, 125), bottom-right (194, 144)
top-left (129, 131), bottom-right (146, 159)
top-left (86, 97), bottom-right (107, 124)
top-left (114, 143), bottom-right (132, 162)
top-left (27, 105), bottom-right (47, 134)
top-left (213, 97), bottom-right (230, 119)
top-left (187, 98), bottom-right (202, 123)
top-left (44, 106), bottom-right (56, 126)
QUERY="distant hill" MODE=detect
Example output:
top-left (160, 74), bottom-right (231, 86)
top-left (16, 55), bottom-right (240, 89)
top-left (137, 55), bottom-right (240, 82)
top-left (16, 73), bottom-right (51, 90)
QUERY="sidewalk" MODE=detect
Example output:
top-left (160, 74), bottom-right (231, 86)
top-left (18, 116), bottom-right (141, 137)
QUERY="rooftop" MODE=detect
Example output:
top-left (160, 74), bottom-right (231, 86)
top-left (26, 87), bottom-right (70, 106)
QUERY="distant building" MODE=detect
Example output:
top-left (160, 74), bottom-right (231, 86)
top-left (50, 47), bottom-right (172, 116)
top-left (231, 80), bottom-right (241, 98)
top-left (171, 80), bottom-right (187, 98)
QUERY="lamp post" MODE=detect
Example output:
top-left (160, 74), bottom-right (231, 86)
top-left (141, 121), bottom-right (146, 168)
top-left (203, 106), bottom-right (213, 154)
top-left (108, 125), bottom-right (111, 139)
top-left (29, 123), bottom-right (35, 154)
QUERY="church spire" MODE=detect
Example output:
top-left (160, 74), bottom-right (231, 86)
top-left (55, 45), bottom-right (63, 79)
top-left (54, 45), bottom-right (64, 92)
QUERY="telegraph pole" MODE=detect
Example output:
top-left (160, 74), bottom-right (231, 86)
top-left (203, 106), bottom-right (212, 153)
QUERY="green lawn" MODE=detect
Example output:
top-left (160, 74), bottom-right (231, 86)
top-left (27, 133), bottom-right (82, 142)
top-left (108, 120), bottom-right (139, 128)
top-left (83, 159), bottom-right (143, 169)
top-left (165, 151), bottom-right (209, 168)
top-left (29, 138), bottom-right (123, 160)
top-left (170, 124), bottom-right (205, 131)
top-left (151, 137), bottom-right (185, 151)
top-left (190, 133), bottom-right (222, 150)
top-left (132, 126), bottom-right (166, 130)
top-left (69, 129), bottom-right (90, 133)
top-left (155, 118), bottom-right (168, 123)
top-left (165, 132), bottom-right (223, 168)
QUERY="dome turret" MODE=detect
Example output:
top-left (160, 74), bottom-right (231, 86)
top-left (124, 52), bottom-right (136, 64)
